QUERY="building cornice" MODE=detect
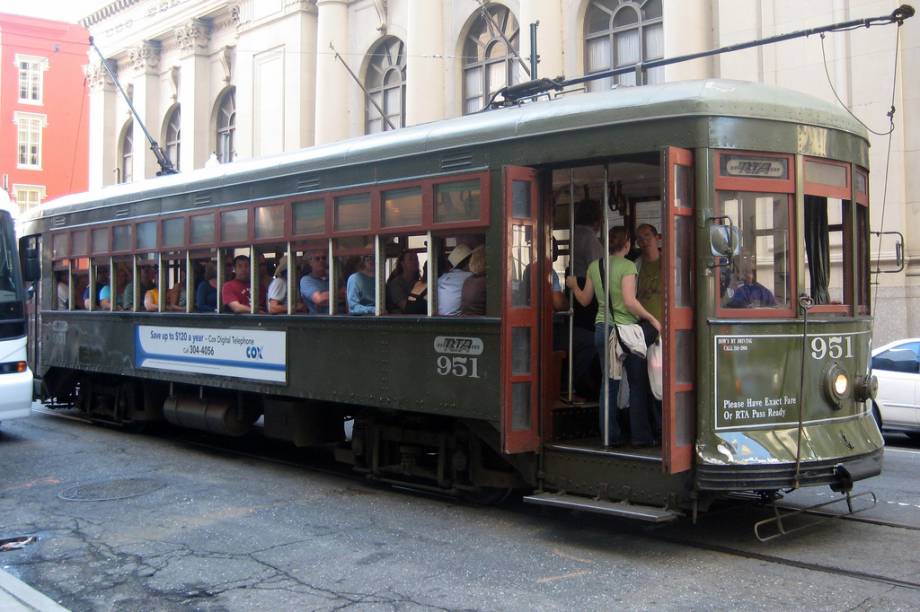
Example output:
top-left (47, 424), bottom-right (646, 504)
top-left (80, 0), bottom-right (142, 28)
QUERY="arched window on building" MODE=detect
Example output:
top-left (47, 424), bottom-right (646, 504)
top-left (216, 88), bottom-right (236, 163)
top-left (365, 37), bottom-right (406, 134)
top-left (164, 105), bottom-right (181, 170)
top-left (584, 0), bottom-right (663, 91)
top-left (462, 4), bottom-right (520, 115)
top-left (119, 120), bottom-right (133, 184)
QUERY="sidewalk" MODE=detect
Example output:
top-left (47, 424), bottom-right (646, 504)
top-left (0, 568), bottom-right (67, 612)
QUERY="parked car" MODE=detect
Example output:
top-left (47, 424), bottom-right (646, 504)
top-left (871, 339), bottom-right (920, 440)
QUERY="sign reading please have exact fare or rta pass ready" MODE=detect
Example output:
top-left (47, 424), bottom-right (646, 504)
top-left (135, 325), bottom-right (286, 383)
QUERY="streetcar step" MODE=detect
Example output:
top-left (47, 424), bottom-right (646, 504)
top-left (523, 492), bottom-right (681, 522)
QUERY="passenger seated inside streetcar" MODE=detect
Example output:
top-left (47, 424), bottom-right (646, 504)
top-left (725, 258), bottom-right (776, 308)
top-left (346, 254), bottom-right (375, 314)
top-left (267, 255), bottom-right (300, 314)
top-left (405, 268), bottom-right (428, 314)
top-left (437, 244), bottom-right (473, 316)
top-left (166, 268), bottom-right (187, 312)
top-left (55, 271), bottom-right (69, 309)
top-left (461, 246), bottom-right (486, 315)
top-left (144, 274), bottom-right (160, 312)
top-left (385, 250), bottom-right (420, 314)
top-left (124, 264), bottom-right (156, 312)
top-left (222, 255), bottom-right (252, 313)
top-left (195, 263), bottom-right (218, 313)
top-left (299, 251), bottom-right (330, 314)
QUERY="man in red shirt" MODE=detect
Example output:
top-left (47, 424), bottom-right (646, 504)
top-left (222, 255), bottom-right (251, 313)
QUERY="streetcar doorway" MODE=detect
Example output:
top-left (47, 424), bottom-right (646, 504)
top-left (542, 150), bottom-right (695, 473)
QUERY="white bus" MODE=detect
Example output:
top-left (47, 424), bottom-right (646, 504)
top-left (0, 199), bottom-right (32, 427)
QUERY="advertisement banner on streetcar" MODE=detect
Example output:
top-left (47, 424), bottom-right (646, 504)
top-left (134, 325), bottom-right (286, 383)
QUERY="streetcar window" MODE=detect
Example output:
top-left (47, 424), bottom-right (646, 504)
top-left (113, 225), bottom-right (132, 252)
top-left (91, 228), bottom-right (109, 255)
top-left (718, 192), bottom-right (790, 310)
top-left (163, 255), bottom-right (187, 312)
top-left (334, 194), bottom-right (371, 232)
top-left (90, 260), bottom-right (109, 310)
top-left (334, 236), bottom-right (374, 315)
top-left (52, 233), bottom-right (68, 259)
top-left (803, 196), bottom-right (848, 306)
top-left (384, 234), bottom-right (427, 315)
top-left (162, 218), bottom-right (185, 248)
top-left (112, 259), bottom-right (132, 311)
top-left (297, 241), bottom-right (330, 315)
top-left (71, 231), bottom-right (88, 257)
top-left (131, 254), bottom-right (157, 312)
top-left (190, 213), bottom-right (215, 245)
top-left (435, 180), bottom-right (480, 223)
top-left (71, 259), bottom-right (88, 310)
top-left (383, 187), bottom-right (422, 228)
top-left (191, 249), bottom-right (218, 313)
top-left (292, 199), bottom-right (325, 235)
top-left (53, 266), bottom-right (69, 310)
top-left (221, 209), bottom-right (249, 244)
top-left (255, 205), bottom-right (284, 240)
top-left (136, 221), bottom-right (157, 251)
top-left (856, 203), bottom-right (869, 314)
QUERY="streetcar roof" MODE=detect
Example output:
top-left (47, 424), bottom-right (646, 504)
top-left (35, 78), bottom-right (866, 218)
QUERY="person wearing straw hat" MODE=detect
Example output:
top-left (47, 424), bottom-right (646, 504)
top-left (437, 244), bottom-right (473, 316)
top-left (267, 255), bottom-right (296, 314)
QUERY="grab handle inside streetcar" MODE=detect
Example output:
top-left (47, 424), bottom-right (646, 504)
top-left (707, 216), bottom-right (741, 267)
top-left (871, 230), bottom-right (905, 274)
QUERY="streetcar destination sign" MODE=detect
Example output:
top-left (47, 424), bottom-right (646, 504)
top-left (134, 325), bottom-right (286, 383)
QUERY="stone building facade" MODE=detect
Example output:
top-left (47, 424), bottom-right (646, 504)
top-left (80, 0), bottom-right (918, 342)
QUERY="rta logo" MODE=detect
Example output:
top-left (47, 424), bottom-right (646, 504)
top-left (246, 346), bottom-right (264, 359)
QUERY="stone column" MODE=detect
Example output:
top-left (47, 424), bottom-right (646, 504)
top-left (314, 0), bottom-right (349, 145)
top-left (176, 19), bottom-right (212, 171)
top-left (128, 40), bottom-right (162, 179)
top-left (519, 0), bottom-right (564, 81)
top-left (405, 0), bottom-right (445, 126)
top-left (663, 0), bottom-right (714, 81)
top-left (86, 60), bottom-right (118, 190)
top-left (900, 14), bottom-right (920, 335)
top-left (281, 2), bottom-right (318, 150)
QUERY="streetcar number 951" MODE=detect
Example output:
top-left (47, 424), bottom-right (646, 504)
top-left (810, 336), bottom-right (853, 360)
top-left (436, 356), bottom-right (481, 379)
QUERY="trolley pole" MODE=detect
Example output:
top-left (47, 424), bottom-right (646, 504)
top-left (88, 37), bottom-right (176, 176)
top-left (529, 21), bottom-right (539, 80)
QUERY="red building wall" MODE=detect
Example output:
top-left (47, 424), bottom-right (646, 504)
top-left (0, 13), bottom-right (89, 216)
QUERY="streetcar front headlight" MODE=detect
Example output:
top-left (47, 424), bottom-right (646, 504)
top-left (824, 364), bottom-right (850, 407)
top-left (833, 373), bottom-right (849, 396)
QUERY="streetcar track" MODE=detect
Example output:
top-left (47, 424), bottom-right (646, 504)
top-left (33, 404), bottom-right (920, 590)
top-left (643, 532), bottom-right (920, 591)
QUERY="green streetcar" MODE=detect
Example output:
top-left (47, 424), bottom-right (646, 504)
top-left (21, 79), bottom-right (885, 522)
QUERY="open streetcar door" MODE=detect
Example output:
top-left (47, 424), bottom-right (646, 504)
top-left (663, 147), bottom-right (695, 474)
top-left (501, 166), bottom-right (541, 454)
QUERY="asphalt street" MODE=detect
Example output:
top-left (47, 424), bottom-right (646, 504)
top-left (1, 411), bottom-right (919, 611)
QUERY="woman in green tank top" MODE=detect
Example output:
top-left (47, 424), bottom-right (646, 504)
top-left (566, 226), bottom-right (661, 447)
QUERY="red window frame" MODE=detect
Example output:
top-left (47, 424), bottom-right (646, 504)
top-left (110, 223), bottom-right (133, 255)
top-left (713, 150), bottom-right (796, 319)
top-left (804, 156), bottom-right (851, 201)
top-left (803, 156), bottom-right (853, 315)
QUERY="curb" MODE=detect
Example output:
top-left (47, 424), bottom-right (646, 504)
top-left (0, 568), bottom-right (68, 612)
